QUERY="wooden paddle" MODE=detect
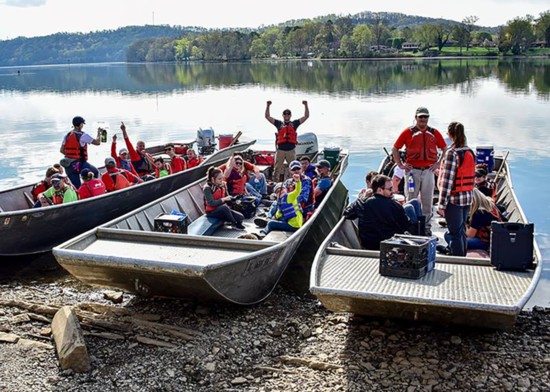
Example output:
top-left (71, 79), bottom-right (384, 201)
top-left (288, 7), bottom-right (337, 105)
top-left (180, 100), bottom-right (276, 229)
top-left (228, 131), bottom-right (242, 147)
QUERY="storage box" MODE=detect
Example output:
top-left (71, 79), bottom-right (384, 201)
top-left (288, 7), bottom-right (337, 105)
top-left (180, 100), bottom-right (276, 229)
top-left (323, 147), bottom-right (341, 170)
top-left (379, 235), bottom-right (436, 279)
top-left (490, 222), bottom-right (534, 270)
top-left (476, 146), bottom-right (494, 172)
top-left (154, 213), bottom-right (188, 234)
top-left (218, 134), bottom-right (234, 150)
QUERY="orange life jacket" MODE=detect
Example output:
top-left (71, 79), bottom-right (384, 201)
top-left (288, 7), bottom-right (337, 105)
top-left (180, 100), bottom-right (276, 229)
top-left (103, 170), bottom-right (131, 191)
top-left (475, 207), bottom-right (502, 243)
top-left (277, 122), bottom-right (297, 145)
top-left (406, 127), bottom-right (438, 164)
top-left (64, 131), bottom-right (88, 160)
top-left (205, 184), bottom-right (226, 213)
top-left (451, 148), bottom-right (475, 194)
top-left (187, 156), bottom-right (202, 169)
top-left (52, 189), bottom-right (68, 205)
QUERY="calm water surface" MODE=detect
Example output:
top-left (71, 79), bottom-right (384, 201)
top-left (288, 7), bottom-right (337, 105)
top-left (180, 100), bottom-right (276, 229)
top-left (1, 59), bottom-right (549, 307)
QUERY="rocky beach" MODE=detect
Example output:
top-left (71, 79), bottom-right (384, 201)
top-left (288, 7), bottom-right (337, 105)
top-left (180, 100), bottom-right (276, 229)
top-left (1, 261), bottom-right (549, 392)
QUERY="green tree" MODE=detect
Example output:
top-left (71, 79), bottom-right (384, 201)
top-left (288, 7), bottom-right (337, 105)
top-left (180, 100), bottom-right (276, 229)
top-left (174, 37), bottom-right (193, 61)
top-left (506, 16), bottom-right (536, 54)
top-left (535, 10), bottom-right (550, 46)
top-left (413, 23), bottom-right (437, 50)
top-left (462, 16), bottom-right (479, 50)
top-left (452, 25), bottom-right (467, 54)
top-left (350, 24), bottom-right (374, 57)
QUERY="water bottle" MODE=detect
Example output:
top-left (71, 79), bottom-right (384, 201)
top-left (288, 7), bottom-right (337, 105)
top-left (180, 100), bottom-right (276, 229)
top-left (408, 174), bottom-right (415, 194)
top-left (100, 128), bottom-right (107, 143)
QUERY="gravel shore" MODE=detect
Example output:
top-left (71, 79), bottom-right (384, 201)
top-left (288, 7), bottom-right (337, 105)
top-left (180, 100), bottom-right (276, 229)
top-left (1, 263), bottom-right (549, 392)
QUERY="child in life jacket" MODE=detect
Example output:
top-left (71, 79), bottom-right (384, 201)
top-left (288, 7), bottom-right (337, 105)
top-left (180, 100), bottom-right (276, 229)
top-left (78, 168), bottom-right (106, 200)
top-left (37, 173), bottom-right (79, 207)
top-left (203, 166), bottom-right (246, 230)
top-left (154, 157), bottom-right (172, 178)
top-left (186, 149), bottom-right (203, 169)
top-left (256, 173), bottom-right (303, 236)
top-left (101, 157), bottom-right (142, 192)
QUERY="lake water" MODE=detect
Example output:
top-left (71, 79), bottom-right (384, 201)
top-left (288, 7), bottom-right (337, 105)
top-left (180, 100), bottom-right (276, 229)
top-left (1, 59), bottom-right (549, 307)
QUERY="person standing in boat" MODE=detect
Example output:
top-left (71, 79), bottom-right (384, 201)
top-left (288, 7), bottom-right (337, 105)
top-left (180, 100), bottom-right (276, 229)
top-left (343, 174), bottom-right (410, 250)
top-left (119, 122), bottom-right (156, 179)
top-left (164, 143), bottom-right (187, 174)
top-left (391, 107), bottom-right (447, 235)
top-left (111, 134), bottom-right (139, 177)
top-left (37, 173), bottom-right (79, 207)
top-left (203, 166), bottom-right (246, 230)
top-left (265, 100), bottom-right (309, 182)
top-left (60, 116), bottom-right (101, 188)
top-left (438, 122), bottom-right (475, 256)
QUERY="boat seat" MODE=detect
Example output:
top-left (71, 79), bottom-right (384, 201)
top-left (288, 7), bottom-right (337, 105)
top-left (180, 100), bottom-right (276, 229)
top-left (188, 215), bottom-right (224, 236)
top-left (262, 230), bottom-right (293, 243)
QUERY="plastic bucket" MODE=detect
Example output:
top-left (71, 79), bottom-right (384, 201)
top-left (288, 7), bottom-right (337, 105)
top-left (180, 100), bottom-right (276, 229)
top-left (476, 146), bottom-right (494, 172)
top-left (323, 147), bottom-right (341, 170)
top-left (218, 134), bottom-right (234, 150)
top-left (393, 194), bottom-right (405, 205)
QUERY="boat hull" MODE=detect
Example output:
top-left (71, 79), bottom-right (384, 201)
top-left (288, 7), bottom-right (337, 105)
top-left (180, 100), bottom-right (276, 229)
top-left (0, 141), bottom-right (255, 256)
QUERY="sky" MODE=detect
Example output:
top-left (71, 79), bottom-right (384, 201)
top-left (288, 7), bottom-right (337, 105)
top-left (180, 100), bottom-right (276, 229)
top-left (0, 0), bottom-right (548, 40)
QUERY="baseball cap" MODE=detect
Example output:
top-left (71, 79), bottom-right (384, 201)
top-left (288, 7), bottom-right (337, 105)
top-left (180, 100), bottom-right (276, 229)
top-left (475, 167), bottom-right (488, 177)
top-left (72, 116), bottom-right (86, 126)
top-left (282, 109), bottom-right (291, 115)
top-left (119, 148), bottom-right (129, 155)
top-left (45, 166), bottom-right (59, 178)
top-left (316, 159), bottom-right (331, 170)
top-left (80, 168), bottom-right (91, 178)
top-left (289, 160), bottom-right (301, 170)
top-left (273, 182), bottom-right (284, 193)
top-left (50, 173), bottom-right (66, 183)
top-left (415, 107), bottom-right (429, 116)
top-left (105, 157), bottom-right (116, 165)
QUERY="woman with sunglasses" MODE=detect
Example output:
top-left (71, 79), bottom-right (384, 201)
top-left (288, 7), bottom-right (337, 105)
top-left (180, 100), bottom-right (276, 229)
top-left (221, 155), bottom-right (263, 207)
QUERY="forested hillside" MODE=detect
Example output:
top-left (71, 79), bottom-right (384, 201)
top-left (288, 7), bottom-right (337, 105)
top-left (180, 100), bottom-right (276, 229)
top-left (0, 25), bottom-right (204, 66)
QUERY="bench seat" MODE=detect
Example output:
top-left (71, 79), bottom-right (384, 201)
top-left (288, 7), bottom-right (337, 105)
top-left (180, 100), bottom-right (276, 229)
top-left (187, 215), bottom-right (224, 236)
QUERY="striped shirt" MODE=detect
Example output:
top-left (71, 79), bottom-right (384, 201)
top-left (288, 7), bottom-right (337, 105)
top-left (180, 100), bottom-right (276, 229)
top-left (438, 145), bottom-right (473, 209)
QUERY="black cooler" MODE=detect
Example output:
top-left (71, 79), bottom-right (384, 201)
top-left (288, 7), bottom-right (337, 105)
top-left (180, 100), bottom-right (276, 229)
top-left (490, 222), bottom-right (534, 270)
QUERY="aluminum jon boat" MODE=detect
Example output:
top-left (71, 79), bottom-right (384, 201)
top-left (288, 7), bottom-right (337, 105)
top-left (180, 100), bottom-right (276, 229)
top-left (310, 153), bottom-right (541, 329)
top-left (0, 138), bottom-right (255, 256)
top-left (53, 145), bottom-right (349, 305)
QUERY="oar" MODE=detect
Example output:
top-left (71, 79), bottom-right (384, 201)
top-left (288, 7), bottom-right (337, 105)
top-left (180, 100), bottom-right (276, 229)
top-left (228, 131), bottom-right (242, 147)
top-left (494, 151), bottom-right (509, 179)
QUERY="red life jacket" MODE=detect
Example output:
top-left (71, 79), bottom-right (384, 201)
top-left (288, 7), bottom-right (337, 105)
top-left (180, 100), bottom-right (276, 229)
top-left (64, 131), bottom-right (88, 160)
top-left (406, 127), bottom-right (438, 165)
top-left (451, 148), bottom-right (476, 194)
top-left (78, 179), bottom-right (106, 199)
top-left (52, 189), bottom-right (68, 205)
top-left (187, 156), bottom-right (202, 169)
top-left (277, 122), bottom-right (297, 145)
top-left (475, 207), bottom-right (502, 243)
top-left (205, 184), bottom-right (226, 213)
top-left (227, 170), bottom-right (247, 196)
top-left (31, 181), bottom-right (48, 201)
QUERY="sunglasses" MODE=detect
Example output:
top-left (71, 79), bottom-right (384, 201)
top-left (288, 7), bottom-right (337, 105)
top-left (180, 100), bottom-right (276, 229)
top-left (52, 181), bottom-right (62, 186)
top-left (165, 148), bottom-right (173, 151)
top-left (283, 112), bottom-right (291, 116)
top-left (290, 167), bottom-right (301, 171)
top-left (417, 115), bottom-right (429, 119)
top-left (235, 161), bottom-right (243, 165)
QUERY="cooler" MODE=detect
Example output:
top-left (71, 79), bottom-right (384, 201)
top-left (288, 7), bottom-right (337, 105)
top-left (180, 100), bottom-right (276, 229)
top-left (476, 145), bottom-right (494, 172)
top-left (490, 222), bottom-right (534, 270)
top-left (323, 147), bottom-right (341, 170)
top-left (379, 234), bottom-right (436, 279)
top-left (218, 134), bottom-right (234, 150)
top-left (154, 213), bottom-right (189, 234)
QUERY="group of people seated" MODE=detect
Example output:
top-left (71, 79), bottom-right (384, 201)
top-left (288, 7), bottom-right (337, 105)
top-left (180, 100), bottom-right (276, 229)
top-left (203, 153), bottom-right (334, 238)
top-left (32, 119), bottom-right (204, 208)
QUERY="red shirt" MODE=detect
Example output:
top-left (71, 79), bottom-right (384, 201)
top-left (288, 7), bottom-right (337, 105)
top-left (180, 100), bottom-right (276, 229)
top-left (169, 156), bottom-right (187, 173)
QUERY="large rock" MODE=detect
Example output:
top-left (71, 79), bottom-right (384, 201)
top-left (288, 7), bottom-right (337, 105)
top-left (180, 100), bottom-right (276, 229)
top-left (51, 306), bottom-right (91, 373)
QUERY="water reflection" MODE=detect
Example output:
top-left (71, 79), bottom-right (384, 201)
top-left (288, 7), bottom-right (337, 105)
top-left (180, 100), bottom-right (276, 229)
top-left (1, 59), bottom-right (549, 98)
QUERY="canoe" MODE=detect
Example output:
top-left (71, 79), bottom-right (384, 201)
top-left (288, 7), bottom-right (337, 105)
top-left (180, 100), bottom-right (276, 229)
top-left (53, 147), bottom-right (349, 305)
top-left (310, 153), bottom-right (542, 329)
top-left (0, 139), bottom-right (256, 256)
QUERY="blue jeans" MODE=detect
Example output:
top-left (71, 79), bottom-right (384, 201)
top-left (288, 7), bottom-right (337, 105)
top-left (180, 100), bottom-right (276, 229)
top-left (247, 174), bottom-right (267, 195)
top-left (467, 237), bottom-right (489, 251)
top-left (444, 203), bottom-right (470, 256)
top-left (264, 220), bottom-right (297, 235)
top-left (403, 198), bottom-right (422, 224)
top-left (66, 160), bottom-right (99, 188)
top-left (245, 183), bottom-right (262, 206)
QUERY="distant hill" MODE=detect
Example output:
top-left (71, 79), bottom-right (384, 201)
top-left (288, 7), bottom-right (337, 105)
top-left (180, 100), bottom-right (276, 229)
top-left (0, 11), bottom-right (498, 66)
top-left (0, 25), bottom-right (204, 66)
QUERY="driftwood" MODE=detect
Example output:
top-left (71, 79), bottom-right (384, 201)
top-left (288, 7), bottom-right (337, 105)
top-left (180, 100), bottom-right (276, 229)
top-left (0, 299), bottom-right (60, 316)
top-left (254, 365), bottom-right (298, 374)
top-left (278, 355), bottom-right (344, 371)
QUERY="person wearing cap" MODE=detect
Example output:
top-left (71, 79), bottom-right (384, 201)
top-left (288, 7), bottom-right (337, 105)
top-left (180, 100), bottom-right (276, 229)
top-left (31, 166), bottom-right (60, 203)
top-left (256, 172), bottom-right (303, 236)
top-left (286, 160), bottom-right (314, 215)
top-left (37, 173), bottom-right (79, 207)
top-left (164, 143), bottom-right (187, 174)
top-left (111, 134), bottom-right (139, 177)
top-left (101, 157), bottom-right (142, 192)
top-left (391, 106), bottom-right (447, 234)
top-left (474, 164), bottom-right (494, 198)
top-left (119, 122), bottom-right (155, 178)
top-left (344, 174), bottom-right (410, 250)
top-left (313, 159), bottom-right (332, 208)
top-left (60, 115), bottom-right (102, 188)
top-left (77, 168), bottom-right (106, 200)
top-left (265, 100), bottom-right (309, 182)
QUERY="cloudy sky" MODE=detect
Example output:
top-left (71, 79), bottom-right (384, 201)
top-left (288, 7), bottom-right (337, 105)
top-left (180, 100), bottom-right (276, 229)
top-left (0, 0), bottom-right (548, 40)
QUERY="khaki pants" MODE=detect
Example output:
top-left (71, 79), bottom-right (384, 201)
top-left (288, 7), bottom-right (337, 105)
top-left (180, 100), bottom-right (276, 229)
top-left (405, 168), bottom-right (435, 228)
top-left (273, 148), bottom-right (296, 183)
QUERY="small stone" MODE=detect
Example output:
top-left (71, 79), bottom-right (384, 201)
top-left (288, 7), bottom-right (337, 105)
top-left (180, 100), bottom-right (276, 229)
top-left (40, 327), bottom-right (52, 337)
top-left (12, 313), bottom-right (31, 324)
top-left (231, 377), bottom-right (247, 385)
top-left (450, 336), bottom-right (462, 345)
top-left (103, 290), bottom-right (123, 304)
top-left (370, 329), bottom-right (386, 338)
top-left (0, 332), bottom-right (19, 343)
top-left (517, 378), bottom-right (531, 388)
top-left (195, 306), bottom-right (210, 315)
top-left (205, 362), bottom-right (216, 372)
top-left (166, 369), bottom-right (175, 377)
top-left (17, 338), bottom-right (53, 350)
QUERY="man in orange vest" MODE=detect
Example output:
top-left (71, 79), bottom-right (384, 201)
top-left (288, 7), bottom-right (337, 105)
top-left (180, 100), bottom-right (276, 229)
top-left (391, 107), bottom-right (447, 234)
top-left (265, 100), bottom-right (309, 182)
top-left (60, 116), bottom-right (102, 188)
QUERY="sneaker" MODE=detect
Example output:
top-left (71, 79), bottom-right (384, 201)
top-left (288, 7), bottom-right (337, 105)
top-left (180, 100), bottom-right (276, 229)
top-left (438, 219), bottom-right (447, 228)
top-left (234, 222), bottom-right (246, 230)
top-left (436, 244), bottom-right (449, 255)
top-left (254, 217), bottom-right (269, 228)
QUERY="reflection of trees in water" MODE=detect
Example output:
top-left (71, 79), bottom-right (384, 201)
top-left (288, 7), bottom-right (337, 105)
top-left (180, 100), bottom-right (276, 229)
top-left (0, 60), bottom-right (548, 98)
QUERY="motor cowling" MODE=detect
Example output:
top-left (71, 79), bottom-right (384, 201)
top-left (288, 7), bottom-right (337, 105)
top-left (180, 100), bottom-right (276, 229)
top-left (197, 128), bottom-right (216, 155)
top-left (295, 132), bottom-right (318, 157)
